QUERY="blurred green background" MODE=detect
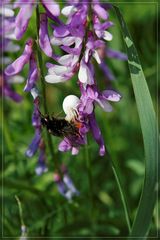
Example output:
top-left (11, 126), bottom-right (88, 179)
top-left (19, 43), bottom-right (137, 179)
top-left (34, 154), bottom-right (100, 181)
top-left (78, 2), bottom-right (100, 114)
top-left (1, 0), bottom-right (159, 238)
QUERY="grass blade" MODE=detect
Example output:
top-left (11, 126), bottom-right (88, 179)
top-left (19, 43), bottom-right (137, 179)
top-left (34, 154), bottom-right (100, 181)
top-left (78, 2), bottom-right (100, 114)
top-left (114, 6), bottom-right (159, 239)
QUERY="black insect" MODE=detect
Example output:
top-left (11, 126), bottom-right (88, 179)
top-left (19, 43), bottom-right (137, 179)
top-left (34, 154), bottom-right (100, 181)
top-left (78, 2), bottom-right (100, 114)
top-left (40, 113), bottom-right (80, 138)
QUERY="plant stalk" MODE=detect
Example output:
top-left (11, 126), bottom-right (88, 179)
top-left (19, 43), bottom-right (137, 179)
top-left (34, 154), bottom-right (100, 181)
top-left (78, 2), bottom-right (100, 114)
top-left (35, 5), bottom-right (59, 171)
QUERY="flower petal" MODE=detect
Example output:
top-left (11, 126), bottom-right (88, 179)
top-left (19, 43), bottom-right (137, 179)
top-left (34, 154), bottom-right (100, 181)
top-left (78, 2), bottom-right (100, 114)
top-left (5, 39), bottom-right (33, 76)
top-left (88, 112), bottom-right (106, 156)
top-left (102, 90), bottom-right (121, 102)
top-left (45, 74), bottom-right (68, 83)
top-left (4, 85), bottom-right (23, 102)
top-left (24, 53), bottom-right (38, 92)
top-left (103, 31), bottom-right (113, 41)
top-left (42, 0), bottom-right (60, 17)
top-left (39, 13), bottom-right (53, 57)
top-left (48, 65), bottom-right (69, 75)
top-left (58, 139), bottom-right (71, 152)
top-left (93, 4), bottom-right (108, 20)
top-left (58, 54), bottom-right (74, 66)
top-left (15, 4), bottom-right (34, 40)
top-left (78, 60), bottom-right (94, 85)
top-left (25, 130), bottom-right (41, 158)
top-left (53, 25), bottom-right (69, 37)
top-left (61, 6), bottom-right (76, 16)
top-left (0, 7), bottom-right (14, 17)
top-left (107, 48), bottom-right (128, 61)
top-left (97, 98), bottom-right (113, 112)
top-left (93, 50), bottom-right (101, 64)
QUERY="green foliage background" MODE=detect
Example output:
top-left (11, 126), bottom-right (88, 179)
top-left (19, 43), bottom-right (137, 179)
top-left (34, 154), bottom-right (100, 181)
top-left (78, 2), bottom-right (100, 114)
top-left (1, 1), bottom-right (159, 239)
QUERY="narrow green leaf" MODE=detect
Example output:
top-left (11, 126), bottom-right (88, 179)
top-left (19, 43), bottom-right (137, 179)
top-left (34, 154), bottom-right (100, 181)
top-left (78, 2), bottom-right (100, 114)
top-left (111, 158), bottom-right (131, 232)
top-left (114, 6), bottom-right (159, 239)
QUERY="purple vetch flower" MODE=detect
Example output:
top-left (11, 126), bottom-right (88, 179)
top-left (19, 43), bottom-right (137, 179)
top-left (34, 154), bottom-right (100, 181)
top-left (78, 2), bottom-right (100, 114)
top-left (0, 74), bottom-right (23, 103)
top-left (1, 74), bottom-right (23, 102)
top-left (45, 58), bottom-right (79, 83)
top-left (106, 48), bottom-right (128, 61)
top-left (25, 129), bottom-right (41, 158)
top-left (13, 0), bottom-right (60, 40)
top-left (14, 1), bottom-right (35, 40)
top-left (93, 14), bottom-right (113, 41)
top-left (0, 1), bottom-right (15, 18)
top-left (0, 4), bottom-right (25, 102)
top-left (35, 141), bottom-right (48, 176)
top-left (39, 13), bottom-right (53, 58)
top-left (58, 136), bottom-right (86, 155)
top-left (53, 168), bottom-right (79, 201)
top-left (45, 34), bottom-right (82, 83)
top-left (25, 90), bottom-right (48, 174)
top-left (88, 112), bottom-right (105, 156)
top-left (5, 38), bottom-right (33, 76)
top-left (79, 84), bottom-right (121, 114)
top-left (59, 89), bottom-right (120, 156)
top-left (24, 53), bottom-right (38, 92)
top-left (32, 100), bottom-right (41, 129)
top-left (4, 38), bottom-right (39, 92)
top-left (25, 92), bottom-right (41, 158)
top-left (0, 38), bottom-right (20, 53)
top-left (41, 0), bottom-right (60, 18)
top-left (99, 61), bottom-right (115, 81)
top-left (61, 164), bottom-right (80, 196)
top-left (45, 3), bottom-right (87, 84)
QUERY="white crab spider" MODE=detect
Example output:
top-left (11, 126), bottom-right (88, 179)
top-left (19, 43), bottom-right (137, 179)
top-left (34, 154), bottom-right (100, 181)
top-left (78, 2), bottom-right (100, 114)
top-left (62, 95), bottom-right (80, 122)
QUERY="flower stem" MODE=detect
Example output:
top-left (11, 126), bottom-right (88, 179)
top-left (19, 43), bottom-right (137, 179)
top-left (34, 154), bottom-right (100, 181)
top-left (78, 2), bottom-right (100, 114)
top-left (15, 195), bottom-right (25, 227)
top-left (35, 5), bottom-right (59, 171)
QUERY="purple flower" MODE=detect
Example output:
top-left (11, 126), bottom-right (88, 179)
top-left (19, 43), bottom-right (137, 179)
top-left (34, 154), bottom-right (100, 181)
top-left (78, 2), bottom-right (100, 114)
top-left (5, 38), bottom-right (33, 76)
top-left (53, 169), bottom-right (79, 201)
top-left (25, 93), bottom-right (42, 158)
top-left (35, 148), bottom-right (48, 176)
top-left (24, 53), bottom-right (38, 92)
top-left (1, 74), bottom-right (23, 102)
top-left (93, 3), bottom-right (108, 20)
top-left (88, 112), bottom-right (105, 156)
top-left (63, 174), bottom-right (79, 196)
top-left (79, 84), bottom-right (121, 114)
top-left (42, 0), bottom-right (60, 18)
top-left (14, 1), bottom-right (35, 40)
top-left (32, 99), bottom-right (41, 128)
top-left (58, 136), bottom-right (86, 155)
top-left (106, 48), bottom-right (128, 61)
top-left (39, 13), bottom-right (53, 57)
top-left (99, 61), bottom-right (115, 81)
top-left (13, 0), bottom-right (60, 40)
top-left (45, 3), bottom-right (87, 84)
top-left (25, 129), bottom-right (41, 158)
top-left (59, 88), bottom-right (120, 156)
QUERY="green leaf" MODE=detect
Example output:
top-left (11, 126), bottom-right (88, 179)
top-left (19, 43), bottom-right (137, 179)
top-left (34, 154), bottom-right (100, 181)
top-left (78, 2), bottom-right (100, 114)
top-left (114, 6), bottom-right (159, 239)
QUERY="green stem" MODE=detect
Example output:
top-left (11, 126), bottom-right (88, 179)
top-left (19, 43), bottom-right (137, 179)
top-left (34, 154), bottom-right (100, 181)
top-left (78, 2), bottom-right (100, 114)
top-left (35, 5), bottom-right (59, 171)
top-left (15, 195), bottom-right (25, 227)
top-left (79, 3), bottom-right (92, 63)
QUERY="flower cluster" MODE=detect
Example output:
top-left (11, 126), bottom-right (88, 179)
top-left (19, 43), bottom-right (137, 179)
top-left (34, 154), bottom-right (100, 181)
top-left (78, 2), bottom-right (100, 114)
top-left (0, 1), bottom-right (23, 102)
top-left (2, 0), bottom-right (127, 200)
top-left (25, 88), bottom-right (48, 175)
top-left (45, 1), bottom-right (123, 156)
